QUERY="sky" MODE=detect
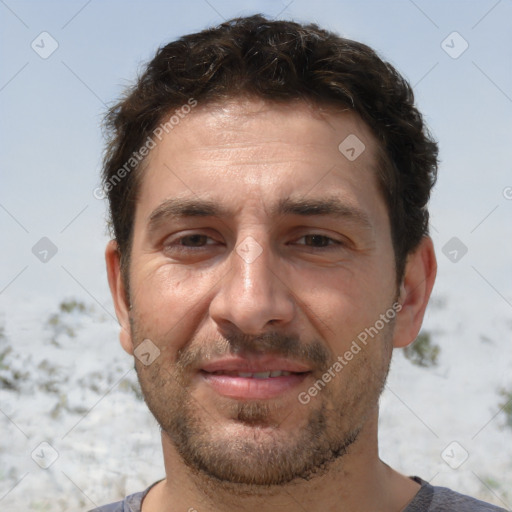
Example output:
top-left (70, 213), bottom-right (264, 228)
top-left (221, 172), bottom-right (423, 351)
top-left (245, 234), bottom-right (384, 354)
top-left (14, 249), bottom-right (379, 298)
top-left (0, 0), bottom-right (511, 317)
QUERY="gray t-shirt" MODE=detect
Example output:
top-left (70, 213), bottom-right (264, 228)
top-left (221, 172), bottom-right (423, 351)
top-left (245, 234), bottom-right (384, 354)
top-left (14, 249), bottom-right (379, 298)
top-left (89, 477), bottom-right (508, 511)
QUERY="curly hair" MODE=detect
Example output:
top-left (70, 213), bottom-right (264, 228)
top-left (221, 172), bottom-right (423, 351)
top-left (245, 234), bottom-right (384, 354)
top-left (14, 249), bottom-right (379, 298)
top-left (102, 14), bottom-right (438, 283)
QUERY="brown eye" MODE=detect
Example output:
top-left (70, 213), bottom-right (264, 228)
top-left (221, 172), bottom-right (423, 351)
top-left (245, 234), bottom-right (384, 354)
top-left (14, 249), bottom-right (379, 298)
top-left (179, 234), bottom-right (209, 247)
top-left (303, 235), bottom-right (335, 247)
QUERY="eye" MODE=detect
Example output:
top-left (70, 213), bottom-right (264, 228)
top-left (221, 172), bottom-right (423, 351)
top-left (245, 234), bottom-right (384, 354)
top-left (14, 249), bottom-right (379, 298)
top-left (178, 234), bottom-right (211, 247)
top-left (296, 234), bottom-right (341, 248)
top-left (162, 231), bottom-right (223, 260)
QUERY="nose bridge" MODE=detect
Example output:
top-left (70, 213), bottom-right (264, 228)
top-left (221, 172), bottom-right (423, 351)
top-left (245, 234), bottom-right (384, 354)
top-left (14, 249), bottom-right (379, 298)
top-left (234, 234), bottom-right (274, 298)
top-left (210, 233), bottom-right (294, 334)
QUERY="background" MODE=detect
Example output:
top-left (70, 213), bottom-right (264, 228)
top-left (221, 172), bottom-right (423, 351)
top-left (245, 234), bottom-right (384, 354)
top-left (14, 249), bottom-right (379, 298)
top-left (1, 0), bottom-right (511, 510)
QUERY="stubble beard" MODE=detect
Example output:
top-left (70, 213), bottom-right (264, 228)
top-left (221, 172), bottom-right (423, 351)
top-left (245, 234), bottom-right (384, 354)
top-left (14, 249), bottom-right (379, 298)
top-left (131, 318), bottom-right (393, 490)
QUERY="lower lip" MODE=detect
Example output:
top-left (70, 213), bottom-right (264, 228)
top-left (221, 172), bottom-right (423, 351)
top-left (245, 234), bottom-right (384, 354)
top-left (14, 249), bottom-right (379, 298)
top-left (200, 372), bottom-right (309, 400)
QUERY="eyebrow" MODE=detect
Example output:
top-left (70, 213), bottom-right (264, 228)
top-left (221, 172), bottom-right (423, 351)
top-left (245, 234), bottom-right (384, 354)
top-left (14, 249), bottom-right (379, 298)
top-left (272, 197), bottom-right (373, 229)
top-left (147, 198), bottom-right (230, 233)
top-left (146, 196), bottom-right (373, 233)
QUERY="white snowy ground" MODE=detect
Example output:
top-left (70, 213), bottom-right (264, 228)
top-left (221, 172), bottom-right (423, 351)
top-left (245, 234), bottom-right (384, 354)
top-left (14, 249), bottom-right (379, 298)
top-left (0, 279), bottom-right (511, 511)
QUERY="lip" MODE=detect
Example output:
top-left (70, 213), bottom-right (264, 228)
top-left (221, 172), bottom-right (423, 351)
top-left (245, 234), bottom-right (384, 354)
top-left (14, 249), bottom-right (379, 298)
top-left (199, 357), bottom-right (311, 400)
top-left (201, 372), bottom-right (310, 400)
top-left (200, 356), bottom-right (311, 374)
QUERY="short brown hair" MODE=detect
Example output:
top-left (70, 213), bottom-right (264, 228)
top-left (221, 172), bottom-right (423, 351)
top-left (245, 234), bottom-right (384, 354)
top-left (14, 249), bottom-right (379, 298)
top-left (102, 14), bottom-right (438, 283)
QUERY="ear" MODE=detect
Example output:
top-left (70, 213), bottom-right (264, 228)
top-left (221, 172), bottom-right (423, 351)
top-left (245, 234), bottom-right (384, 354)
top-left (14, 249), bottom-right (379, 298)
top-left (393, 236), bottom-right (437, 349)
top-left (105, 240), bottom-right (134, 355)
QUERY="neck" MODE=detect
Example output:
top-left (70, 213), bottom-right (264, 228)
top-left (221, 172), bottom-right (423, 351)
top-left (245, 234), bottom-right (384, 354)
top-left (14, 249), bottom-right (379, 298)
top-left (143, 411), bottom-right (420, 512)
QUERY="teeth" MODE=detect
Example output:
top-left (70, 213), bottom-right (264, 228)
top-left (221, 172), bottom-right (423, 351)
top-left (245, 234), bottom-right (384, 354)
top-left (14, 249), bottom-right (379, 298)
top-left (253, 371), bottom-right (271, 379)
top-left (239, 370), bottom-right (293, 378)
top-left (271, 370), bottom-right (291, 377)
top-left (211, 370), bottom-right (294, 378)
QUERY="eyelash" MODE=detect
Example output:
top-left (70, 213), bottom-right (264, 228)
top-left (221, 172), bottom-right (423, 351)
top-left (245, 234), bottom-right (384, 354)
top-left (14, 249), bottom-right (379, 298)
top-left (294, 234), bottom-right (342, 249)
top-left (164, 233), bottom-right (343, 251)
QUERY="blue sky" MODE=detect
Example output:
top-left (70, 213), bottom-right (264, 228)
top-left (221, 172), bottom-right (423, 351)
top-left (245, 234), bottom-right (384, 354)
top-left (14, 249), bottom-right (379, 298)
top-left (1, 0), bottom-right (511, 316)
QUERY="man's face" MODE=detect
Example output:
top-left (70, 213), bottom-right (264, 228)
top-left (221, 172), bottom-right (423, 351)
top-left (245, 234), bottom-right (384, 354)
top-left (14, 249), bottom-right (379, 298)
top-left (123, 99), bottom-right (399, 485)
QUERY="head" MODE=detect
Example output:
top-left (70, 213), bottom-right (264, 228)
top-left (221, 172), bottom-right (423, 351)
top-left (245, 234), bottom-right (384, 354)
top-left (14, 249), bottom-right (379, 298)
top-left (103, 14), bottom-right (438, 288)
top-left (104, 15), bottom-right (437, 488)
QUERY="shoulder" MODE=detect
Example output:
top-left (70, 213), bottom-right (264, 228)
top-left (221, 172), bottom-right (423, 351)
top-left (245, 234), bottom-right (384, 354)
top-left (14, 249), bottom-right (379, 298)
top-left (87, 487), bottom-right (148, 512)
top-left (430, 486), bottom-right (508, 512)
top-left (406, 477), bottom-right (508, 512)
top-left (88, 479), bottom-right (164, 512)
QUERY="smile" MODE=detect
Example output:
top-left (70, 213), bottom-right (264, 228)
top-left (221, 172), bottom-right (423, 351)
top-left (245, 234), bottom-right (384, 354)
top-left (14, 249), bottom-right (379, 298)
top-left (204, 370), bottom-right (294, 378)
top-left (199, 363), bottom-right (311, 400)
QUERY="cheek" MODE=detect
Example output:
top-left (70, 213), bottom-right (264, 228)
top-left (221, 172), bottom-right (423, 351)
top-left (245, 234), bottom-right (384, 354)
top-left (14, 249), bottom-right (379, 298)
top-left (296, 264), bottom-right (395, 352)
top-left (128, 262), bottom-right (218, 349)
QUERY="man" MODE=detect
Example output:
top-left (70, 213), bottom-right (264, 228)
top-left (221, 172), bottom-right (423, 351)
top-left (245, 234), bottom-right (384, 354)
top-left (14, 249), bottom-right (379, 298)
top-left (94, 14), bottom-right (506, 512)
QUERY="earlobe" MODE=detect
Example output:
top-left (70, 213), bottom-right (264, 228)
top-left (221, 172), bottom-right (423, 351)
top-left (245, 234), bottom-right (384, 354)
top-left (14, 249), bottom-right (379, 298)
top-left (119, 325), bottom-right (134, 355)
top-left (393, 237), bottom-right (437, 349)
top-left (105, 240), bottom-right (134, 355)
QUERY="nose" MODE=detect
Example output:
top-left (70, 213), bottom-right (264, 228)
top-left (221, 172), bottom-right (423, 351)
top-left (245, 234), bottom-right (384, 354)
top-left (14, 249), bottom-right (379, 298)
top-left (209, 236), bottom-right (295, 335)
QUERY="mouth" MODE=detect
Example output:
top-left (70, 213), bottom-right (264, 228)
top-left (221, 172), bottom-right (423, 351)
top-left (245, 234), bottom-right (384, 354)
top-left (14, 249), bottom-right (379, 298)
top-left (199, 357), bottom-right (312, 400)
top-left (205, 370), bottom-right (296, 378)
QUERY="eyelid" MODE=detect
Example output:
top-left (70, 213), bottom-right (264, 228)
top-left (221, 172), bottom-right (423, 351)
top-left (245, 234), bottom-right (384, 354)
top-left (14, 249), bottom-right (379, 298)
top-left (161, 228), bottom-right (349, 249)
top-left (291, 230), bottom-right (346, 244)
top-left (293, 234), bottom-right (343, 248)
top-left (163, 230), bottom-right (222, 247)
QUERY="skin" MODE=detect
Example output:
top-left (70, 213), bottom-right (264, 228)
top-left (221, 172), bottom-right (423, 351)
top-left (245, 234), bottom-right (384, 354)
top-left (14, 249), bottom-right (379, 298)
top-left (106, 97), bottom-right (437, 512)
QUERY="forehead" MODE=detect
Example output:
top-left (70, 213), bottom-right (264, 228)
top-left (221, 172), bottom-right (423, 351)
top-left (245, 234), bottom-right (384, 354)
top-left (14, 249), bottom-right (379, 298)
top-left (136, 97), bottom-right (384, 222)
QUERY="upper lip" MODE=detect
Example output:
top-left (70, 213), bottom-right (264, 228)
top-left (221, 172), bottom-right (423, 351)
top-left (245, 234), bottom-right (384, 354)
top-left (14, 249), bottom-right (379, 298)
top-left (200, 357), bottom-right (311, 374)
